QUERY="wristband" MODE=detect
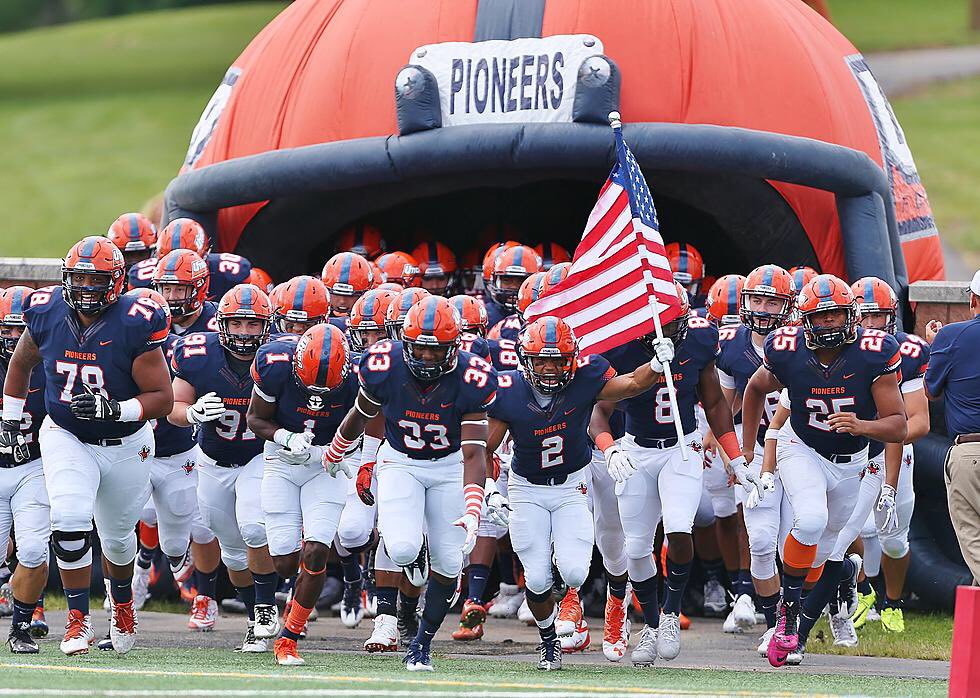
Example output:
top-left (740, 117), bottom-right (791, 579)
top-left (463, 483), bottom-right (484, 518)
top-left (118, 398), bottom-right (144, 423)
top-left (594, 432), bottom-right (615, 453)
top-left (764, 428), bottom-right (780, 442)
top-left (1, 395), bottom-right (25, 422)
top-left (361, 434), bottom-right (381, 463)
top-left (274, 428), bottom-right (293, 448)
top-left (716, 431), bottom-right (741, 461)
top-left (325, 432), bottom-right (354, 463)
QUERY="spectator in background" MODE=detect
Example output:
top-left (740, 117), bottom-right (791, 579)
top-left (925, 271), bottom-right (980, 584)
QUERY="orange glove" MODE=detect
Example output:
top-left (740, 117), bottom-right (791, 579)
top-left (490, 452), bottom-right (501, 481)
top-left (357, 462), bottom-right (376, 506)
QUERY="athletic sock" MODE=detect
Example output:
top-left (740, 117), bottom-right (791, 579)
top-left (631, 576), bottom-right (660, 628)
top-left (884, 596), bottom-right (905, 610)
top-left (11, 597), bottom-right (34, 629)
top-left (799, 560), bottom-right (843, 644)
top-left (782, 571), bottom-right (806, 607)
top-left (466, 564), bottom-right (490, 604)
top-left (235, 585), bottom-right (256, 622)
top-left (703, 557), bottom-right (725, 583)
top-left (109, 577), bottom-right (133, 605)
top-left (376, 587), bottom-right (397, 617)
top-left (195, 568), bottom-right (219, 600)
top-left (253, 572), bottom-right (279, 607)
top-left (759, 592), bottom-right (779, 629)
top-left (663, 559), bottom-right (692, 615)
top-left (736, 569), bottom-right (755, 599)
top-left (858, 578), bottom-right (873, 595)
top-left (497, 551), bottom-right (516, 586)
top-left (399, 590), bottom-right (419, 617)
top-left (415, 577), bottom-right (455, 649)
top-left (64, 587), bottom-right (90, 616)
top-left (608, 578), bottom-right (628, 601)
top-left (535, 607), bottom-right (558, 643)
top-left (339, 554), bottom-right (362, 585)
top-left (281, 600), bottom-right (312, 642)
top-left (136, 546), bottom-right (154, 571)
top-left (35, 593), bottom-right (44, 610)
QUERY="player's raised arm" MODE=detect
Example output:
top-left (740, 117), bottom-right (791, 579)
top-left (2, 327), bottom-right (40, 402)
top-left (742, 365), bottom-right (784, 460)
top-left (595, 350), bottom-right (665, 401)
top-left (826, 371), bottom-right (906, 444)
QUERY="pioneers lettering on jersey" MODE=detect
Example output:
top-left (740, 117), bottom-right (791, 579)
top-left (24, 287), bottom-right (168, 441)
top-left (358, 340), bottom-right (497, 459)
top-left (764, 325), bottom-right (901, 457)
top-left (408, 35), bottom-right (604, 126)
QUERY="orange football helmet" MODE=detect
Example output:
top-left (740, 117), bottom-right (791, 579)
top-left (62, 236), bottom-right (127, 314)
top-left (273, 275), bottom-right (330, 335)
top-left (0, 286), bottom-right (33, 357)
top-left (449, 295), bottom-right (489, 336)
top-left (349, 289), bottom-right (398, 352)
top-left (534, 242), bottom-right (571, 270)
top-left (459, 248), bottom-right (483, 294)
top-left (248, 266), bottom-right (274, 292)
top-left (377, 281), bottom-right (404, 293)
top-left (490, 245), bottom-right (542, 311)
top-left (334, 222), bottom-right (386, 260)
top-left (851, 276), bottom-right (898, 334)
top-left (157, 218), bottom-right (210, 259)
top-left (401, 295), bottom-right (462, 381)
top-left (789, 265), bottom-right (818, 296)
top-left (384, 287), bottom-right (431, 340)
top-left (293, 323), bottom-right (351, 394)
top-left (216, 284), bottom-right (272, 355)
top-left (665, 242), bottom-right (705, 296)
top-left (412, 242), bottom-right (458, 296)
top-left (706, 274), bottom-right (746, 327)
top-left (797, 274), bottom-right (858, 349)
top-left (126, 287), bottom-right (171, 334)
top-left (152, 249), bottom-right (210, 320)
top-left (106, 213), bottom-right (157, 266)
top-left (740, 264), bottom-right (795, 334)
top-left (516, 272), bottom-right (547, 319)
top-left (481, 241), bottom-right (521, 285)
top-left (320, 252), bottom-right (375, 316)
top-left (540, 262), bottom-right (570, 294)
top-left (376, 251), bottom-right (421, 288)
top-left (517, 316), bottom-right (579, 394)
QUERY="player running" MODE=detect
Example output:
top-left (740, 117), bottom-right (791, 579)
top-left (1, 237), bottom-right (172, 656)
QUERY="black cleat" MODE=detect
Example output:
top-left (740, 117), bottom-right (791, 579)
top-left (536, 638), bottom-right (562, 670)
top-left (8, 624), bottom-right (38, 654)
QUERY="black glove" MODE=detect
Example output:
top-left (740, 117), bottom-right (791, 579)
top-left (0, 419), bottom-right (30, 464)
top-left (70, 391), bottom-right (121, 421)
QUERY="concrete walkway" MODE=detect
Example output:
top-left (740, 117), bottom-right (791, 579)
top-left (866, 45), bottom-right (980, 97)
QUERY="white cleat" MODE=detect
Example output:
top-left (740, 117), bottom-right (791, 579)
top-left (340, 581), bottom-right (365, 629)
top-left (187, 595), bottom-right (218, 632)
top-left (110, 601), bottom-right (138, 655)
top-left (60, 610), bottom-right (96, 656)
top-left (601, 586), bottom-right (631, 662)
top-left (559, 619), bottom-right (590, 653)
top-left (240, 621), bottom-right (268, 653)
top-left (830, 610), bottom-right (858, 647)
top-left (657, 612), bottom-right (682, 660)
top-left (252, 604), bottom-right (280, 639)
top-left (132, 565), bottom-right (151, 611)
top-left (517, 597), bottom-right (535, 625)
top-left (722, 609), bottom-right (740, 634)
top-left (757, 626), bottom-right (776, 656)
top-left (732, 593), bottom-right (757, 631)
top-left (0, 582), bottom-right (13, 617)
top-left (364, 614), bottom-right (399, 653)
top-left (703, 579), bottom-right (727, 616)
top-left (488, 583), bottom-right (524, 618)
top-left (631, 625), bottom-right (658, 666)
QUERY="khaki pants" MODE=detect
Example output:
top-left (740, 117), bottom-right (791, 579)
top-left (946, 441), bottom-right (980, 584)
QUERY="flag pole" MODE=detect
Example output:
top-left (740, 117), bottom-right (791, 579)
top-left (609, 111), bottom-right (689, 461)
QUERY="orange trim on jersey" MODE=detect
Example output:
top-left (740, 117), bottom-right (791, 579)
top-left (149, 327), bottom-right (170, 343)
top-left (783, 533), bottom-right (817, 570)
top-left (250, 363), bottom-right (261, 384)
top-left (602, 366), bottom-right (617, 381)
top-left (138, 521), bottom-right (158, 549)
top-left (805, 563), bottom-right (825, 584)
top-left (594, 432), bottom-right (615, 452)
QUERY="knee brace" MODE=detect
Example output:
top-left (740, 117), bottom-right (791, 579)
top-left (239, 523), bottom-right (267, 550)
top-left (750, 549), bottom-right (777, 580)
top-left (627, 553), bottom-right (658, 582)
top-left (624, 535), bottom-right (655, 564)
top-left (16, 543), bottom-right (48, 570)
top-left (340, 529), bottom-right (378, 556)
top-left (51, 530), bottom-right (92, 570)
top-left (525, 586), bottom-right (551, 603)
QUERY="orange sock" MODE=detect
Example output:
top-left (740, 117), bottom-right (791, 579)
top-left (782, 533), bottom-right (817, 571)
top-left (139, 522), bottom-right (159, 549)
top-left (805, 563), bottom-right (825, 584)
top-left (285, 601), bottom-right (313, 636)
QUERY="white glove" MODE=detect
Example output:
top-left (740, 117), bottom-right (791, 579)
top-left (484, 477), bottom-right (511, 527)
top-left (877, 483), bottom-right (899, 532)
top-left (453, 512), bottom-right (479, 555)
top-left (604, 444), bottom-right (637, 483)
top-left (325, 455), bottom-right (352, 479)
top-left (275, 430), bottom-right (314, 465)
top-left (648, 337), bottom-right (675, 373)
top-left (729, 455), bottom-right (758, 494)
top-left (186, 392), bottom-right (225, 424)
top-left (745, 471), bottom-right (775, 509)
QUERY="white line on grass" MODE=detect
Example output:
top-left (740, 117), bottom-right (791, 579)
top-left (0, 692), bottom-right (821, 698)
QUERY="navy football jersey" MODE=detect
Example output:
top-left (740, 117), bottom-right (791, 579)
top-left (489, 356), bottom-right (616, 478)
top-left (485, 299), bottom-right (509, 330)
top-left (487, 337), bottom-right (519, 372)
top-left (329, 316), bottom-right (349, 333)
top-left (489, 314), bottom-right (522, 342)
top-left (358, 341), bottom-right (497, 459)
top-left (206, 253), bottom-right (251, 302)
top-left (171, 301), bottom-right (219, 336)
top-left (0, 360), bottom-right (46, 465)
top-left (764, 325), bottom-right (901, 456)
top-left (604, 315), bottom-right (719, 443)
top-left (25, 287), bottom-right (168, 441)
top-left (251, 337), bottom-right (358, 445)
top-left (868, 331), bottom-right (930, 459)
top-left (716, 324), bottom-right (782, 447)
top-left (127, 257), bottom-right (157, 290)
top-left (171, 332), bottom-right (263, 464)
top-left (459, 333), bottom-right (492, 363)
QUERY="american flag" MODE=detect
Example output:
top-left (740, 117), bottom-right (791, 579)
top-left (524, 124), bottom-right (681, 355)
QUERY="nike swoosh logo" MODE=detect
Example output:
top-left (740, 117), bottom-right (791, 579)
top-left (441, 402), bottom-right (452, 408)
top-left (329, 404), bottom-right (344, 409)
top-left (564, 408), bottom-right (576, 415)
top-left (844, 373), bottom-right (855, 379)
top-left (100, 340), bottom-right (112, 346)
top-left (28, 388), bottom-right (40, 394)
top-left (679, 359), bottom-right (691, 365)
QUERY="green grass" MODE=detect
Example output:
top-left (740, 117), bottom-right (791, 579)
top-left (807, 611), bottom-right (953, 661)
top-left (828, 0), bottom-right (980, 52)
top-left (41, 594), bottom-right (188, 615)
top-left (0, 2), bottom-right (286, 258)
top-left (0, 648), bottom-right (949, 697)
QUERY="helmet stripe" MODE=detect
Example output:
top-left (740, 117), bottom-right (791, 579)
top-left (294, 276), bottom-right (307, 309)
top-left (817, 276), bottom-right (830, 297)
top-left (864, 282), bottom-right (875, 305)
top-left (422, 297), bottom-right (437, 330)
top-left (678, 244), bottom-right (688, 274)
top-left (165, 253), bottom-right (180, 274)
top-left (727, 278), bottom-right (738, 311)
top-left (315, 331), bottom-right (333, 388)
top-left (80, 237), bottom-right (97, 259)
top-left (363, 293), bottom-right (377, 316)
top-left (128, 215), bottom-right (140, 241)
top-left (427, 242), bottom-right (438, 265)
top-left (240, 285), bottom-right (252, 311)
top-left (512, 246), bottom-right (524, 266)
top-left (11, 288), bottom-right (26, 314)
top-left (545, 317), bottom-right (557, 344)
top-left (761, 266), bottom-right (774, 287)
top-left (339, 254), bottom-right (352, 284)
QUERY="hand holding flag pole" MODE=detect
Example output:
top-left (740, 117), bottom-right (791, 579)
top-left (609, 111), bottom-right (688, 461)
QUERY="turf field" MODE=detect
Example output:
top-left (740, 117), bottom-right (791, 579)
top-left (829, 0), bottom-right (980, 52)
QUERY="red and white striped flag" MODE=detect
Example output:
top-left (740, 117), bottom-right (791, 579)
top-left (524, 125), bottom-right (681, 355)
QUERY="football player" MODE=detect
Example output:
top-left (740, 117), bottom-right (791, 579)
top-left (376, 252), bottom-right (422, 289)
top-left (335, 223), bottom-right (386, 260)
top-left (665, 242), bottom-right (706, 308)
top-left (159, 219), bottom-right (251, 302)
top-left (324, 296), bottom-right (497, 671)
top-left (1, 237), bottom-right (172, 656)
top-left (321, 252), bottom-right (376, 331)
top-left (106, 213), bottom-right (157, 274)
top-left (248, 324), bottom-right (358, 665)
top-left (170, 284), bottom-right (278, 652)
top-left (488, 316), bottom-right (666, 670)
top-left (248, 268), bottom-right (275, 294)
top-left (0, 287), bottom-right (51, 654)
top-left (598, 282), bottom-right (747, 665)
top-left (533, 242), bottom-right (571, 271)
top-left (413, 242), bottom-right (458, 297)
top-left (485, 245), bottom-right (541, 330)
top-left (741, 274), bottom-right (906, 667)
top-left (488, 272), bottom-right (544, 342)
top-left (271, 276), bottom-right (330, 337)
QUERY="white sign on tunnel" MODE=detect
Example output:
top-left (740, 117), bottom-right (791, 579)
top-left (408, 34), bottom-right (604, 126)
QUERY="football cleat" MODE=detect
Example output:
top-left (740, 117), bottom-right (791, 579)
top-left (555, 587), bottom-right (582, 637)
top-left (340, 579), bottom-right (364, 629)
top-left (459, 598), bottom-right (487, 630)
top-left (881, 607), bottom-right (905, 633)
top-left (851, 588), bottom-right (877, 629)
top-left (29, 606), bottom-right (48, 639)
top-left (732, 593), bottom-right (757, 631)
top-left (451, 622), bottom-right (484, 641)
top-left (722, 609), bottom-right (739, 634)
top-left (517, 598), bottom-right (535, 625)
top-left (402, 539), bottom-right (430, 588)
top-left (767, 601), bottom-right (799, 667)
top-left (559, 618), bottom-right (590, 653)
top-left (60, 610), bottom-right (95, 656)
top-left (239, 621), bottom-right (268, 653)
top-left (757, 626), bottom-right (776, 657)
top-left (253, 604), bottom-right (280, 639)
top-left (657, 612), bottom-right (682, 660)
top-left (365, 614), bottom-right (399, 653)
top-left (488, 583), bottom-right (524, 618)
top-left (631, 625), bottom-right (658, 667)
top-left (537, 638), bottom-right (562, 670)
top-left (110, 600), bottom-right (138, 655)
top-left (0, 583), bottom-right (12, 617)
top-left (602, 587), bottom-right (630, 662)
top-left (837, 554), bottom-right (863, 618)
top-left (273, 637), bottom-right (305, 666)
top-left (397, 603), bottom-right (419, 647)
top-left (132, 565), bottom-right (151, 611)
top-left (188, 595), bottom-right (217, 632)
top-left (403, 640), bottom-right (433, 672)
top-left (830, 609), bottom-right (858, 647)
top-left (703, 579), bottom-right (727, 617)
top-left (786, 640), bottom-right (806, 666)
top-left (8, 623), bottom-right (38, 654)
top-left (96, 632), bottom-right (113, 651)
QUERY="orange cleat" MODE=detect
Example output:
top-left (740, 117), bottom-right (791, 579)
top-left (274, 637), bottom-right (305, 666)
top-left (680, 612), bottom-right (691, 630)
top-left (602, 589), bottom-right (630, 661)
top-left (458, 599), bottom-right (487, 630)
top-left (556, 588), bottom-right (583, 636)
top-left (451, 622), bottom-right (484, 641)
